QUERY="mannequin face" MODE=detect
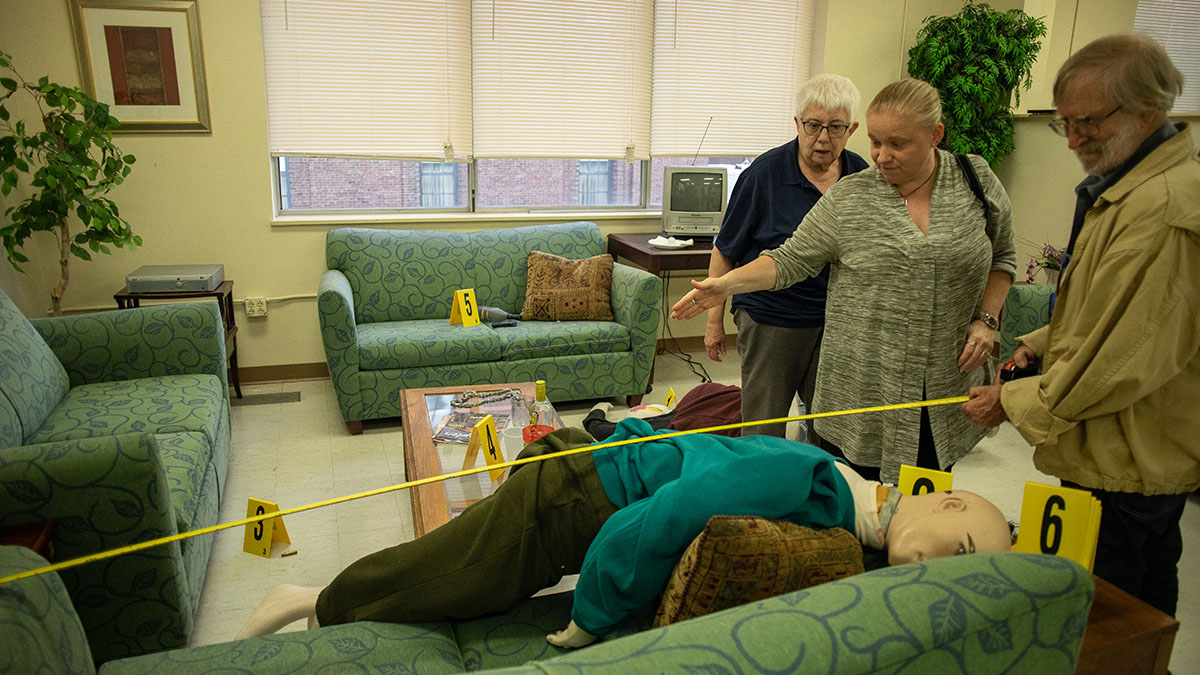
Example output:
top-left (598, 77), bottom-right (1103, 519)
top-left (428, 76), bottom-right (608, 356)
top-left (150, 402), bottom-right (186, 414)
top-left (885, 490), bottom-right (1011, 566)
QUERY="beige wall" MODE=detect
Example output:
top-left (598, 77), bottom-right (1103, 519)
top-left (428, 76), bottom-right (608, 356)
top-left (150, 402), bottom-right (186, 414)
top-left (0, 0), bottom-right (1193, 376)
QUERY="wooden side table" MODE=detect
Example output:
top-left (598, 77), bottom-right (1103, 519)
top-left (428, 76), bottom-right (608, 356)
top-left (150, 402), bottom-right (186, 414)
top-left (606, 232), bottom-right (714, 276)
top-left (113, 280), bottom-right (243, 398)
top-left (0, 521), bottom-right (56, 560)
top-left (1077, 575), bottom-right (1178, 674)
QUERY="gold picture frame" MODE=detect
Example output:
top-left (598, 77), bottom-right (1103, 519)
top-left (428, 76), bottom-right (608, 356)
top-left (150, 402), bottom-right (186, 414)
top-left (68, 0), bottom-right (210, 133)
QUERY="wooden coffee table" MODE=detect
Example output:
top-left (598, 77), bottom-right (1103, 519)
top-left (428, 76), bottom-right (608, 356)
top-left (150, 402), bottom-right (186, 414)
top-left (400, 382), bottom-right (560, 537)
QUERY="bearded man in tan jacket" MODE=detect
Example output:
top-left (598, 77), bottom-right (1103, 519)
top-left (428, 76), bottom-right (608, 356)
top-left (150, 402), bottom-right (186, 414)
top-left (964, 34), bottom-right (1200, 617)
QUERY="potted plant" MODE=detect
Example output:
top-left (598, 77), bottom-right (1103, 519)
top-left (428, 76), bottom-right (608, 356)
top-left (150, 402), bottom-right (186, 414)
top-left (1024, 241), bottom-right (1066, 285)
top-left (906, 1), bottom-right (1047, 167)
top-left (0, 48), bottom-right (138, 315)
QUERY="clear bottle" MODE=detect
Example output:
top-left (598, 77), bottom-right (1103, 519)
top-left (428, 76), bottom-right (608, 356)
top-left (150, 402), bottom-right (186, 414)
top-left (529, 379), bottom-right (554, 427)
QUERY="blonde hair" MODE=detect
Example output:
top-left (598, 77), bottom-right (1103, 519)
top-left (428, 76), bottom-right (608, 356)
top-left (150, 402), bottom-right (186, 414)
top-left (1053, 34), bottom-right (1183, 118)
top-left (867, 78), bottom-right (943, 130)
top-left (796, 73), bottom-right (861, 122)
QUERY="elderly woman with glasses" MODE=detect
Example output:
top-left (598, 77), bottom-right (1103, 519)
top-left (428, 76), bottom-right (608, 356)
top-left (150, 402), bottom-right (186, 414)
top-left (674, 78), bottom-right (1016, 484)
top-left (703, 73), bottom-right (869, 444)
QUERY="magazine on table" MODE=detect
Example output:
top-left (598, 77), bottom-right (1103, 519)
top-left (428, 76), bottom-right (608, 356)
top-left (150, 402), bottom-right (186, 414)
top-left (433, 411), bottom-right (511, 444)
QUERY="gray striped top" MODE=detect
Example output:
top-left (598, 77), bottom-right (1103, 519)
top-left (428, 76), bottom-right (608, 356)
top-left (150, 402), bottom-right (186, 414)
top-left (763, 150), bottom-right (1016, 481)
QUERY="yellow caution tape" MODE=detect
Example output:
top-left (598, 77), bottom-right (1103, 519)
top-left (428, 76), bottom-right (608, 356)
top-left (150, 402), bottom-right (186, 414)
top-left (0, 395), bottom-right (968, 586)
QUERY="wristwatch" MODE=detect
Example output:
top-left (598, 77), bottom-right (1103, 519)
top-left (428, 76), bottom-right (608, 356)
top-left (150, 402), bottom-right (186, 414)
top-left (973, 311), bottom-right (999, 331)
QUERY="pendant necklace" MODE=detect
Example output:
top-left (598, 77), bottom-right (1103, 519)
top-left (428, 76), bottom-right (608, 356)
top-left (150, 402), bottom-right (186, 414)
top-left (900, 165), bottom-right (937, 206)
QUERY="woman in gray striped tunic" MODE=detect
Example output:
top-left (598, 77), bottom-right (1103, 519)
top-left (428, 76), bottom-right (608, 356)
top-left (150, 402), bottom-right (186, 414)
top-left (672, 79), bottom-right (1016, 483)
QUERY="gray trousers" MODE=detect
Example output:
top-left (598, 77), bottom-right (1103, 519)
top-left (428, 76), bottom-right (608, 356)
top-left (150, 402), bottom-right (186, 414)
top-left (735, 309), bottom-right (822, 442)
top-left (315, 428), bottom-right (616, 625)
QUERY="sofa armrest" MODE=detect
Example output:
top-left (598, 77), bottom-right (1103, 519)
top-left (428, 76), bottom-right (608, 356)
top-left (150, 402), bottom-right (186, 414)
top-left (998, 284), bottom-right (1054, 362)
top-left (30, 302), bottom-right (228, 394)
top-left (0, 433), bottom-right (192, 661)
top-left (610, 262), bottom-right (662, 385)
top-left (318, 270), bottom-right (361, 419)
top-left (516, 553), bottom-right (1093, 674)
top-left (0, 546), bottom-right (97, 674)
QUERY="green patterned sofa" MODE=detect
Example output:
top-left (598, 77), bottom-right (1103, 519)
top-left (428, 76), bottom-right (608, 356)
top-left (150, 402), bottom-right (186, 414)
top-left (1, 545), bottom-right (1093, 673)
top-left (319, 221), bottom-right (662, 433)
top-left (0, 290), bottom-right (231, 663)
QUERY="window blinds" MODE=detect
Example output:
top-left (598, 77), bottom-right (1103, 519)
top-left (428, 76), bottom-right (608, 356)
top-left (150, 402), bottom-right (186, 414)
top-left (260, 0), bottom-right (814, 160)
top-left (260, 0), bottom-right (473, 159)
top-left (470, 0), bottom-right (653, 159)
top-left (651, 0), bottom-right (814, 157)
top-left (1134, 0), bottom-right (1200, 114)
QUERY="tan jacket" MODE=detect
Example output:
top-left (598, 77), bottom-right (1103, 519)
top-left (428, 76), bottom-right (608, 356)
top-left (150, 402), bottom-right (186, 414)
top-left (1001, 124), bottom-right (1200, 495)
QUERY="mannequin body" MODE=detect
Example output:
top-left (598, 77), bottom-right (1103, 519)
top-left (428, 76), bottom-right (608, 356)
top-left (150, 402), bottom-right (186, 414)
top-left (237, 424), bottom-right (1012, 647)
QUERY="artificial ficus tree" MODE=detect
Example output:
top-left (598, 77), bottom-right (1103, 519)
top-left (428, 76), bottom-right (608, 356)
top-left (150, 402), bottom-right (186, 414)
top-left (907, 1), bottom-right (1047, 167)
top-left (0, 48), bottom-right (139, 315)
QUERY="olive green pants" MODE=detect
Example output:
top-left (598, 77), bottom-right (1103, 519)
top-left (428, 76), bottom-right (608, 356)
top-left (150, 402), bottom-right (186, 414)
top-left (315, 428), bottom-right (616, 625)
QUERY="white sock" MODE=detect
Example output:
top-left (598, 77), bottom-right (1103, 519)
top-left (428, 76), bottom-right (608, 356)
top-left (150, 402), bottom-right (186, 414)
top-left (589, 401), bottom-right (614, 420)
top-left (234, 584), bottom-right (323, 640)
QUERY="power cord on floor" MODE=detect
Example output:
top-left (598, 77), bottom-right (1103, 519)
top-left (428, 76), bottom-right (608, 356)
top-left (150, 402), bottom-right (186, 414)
top-left (657, 270), bottom-right (712, 383)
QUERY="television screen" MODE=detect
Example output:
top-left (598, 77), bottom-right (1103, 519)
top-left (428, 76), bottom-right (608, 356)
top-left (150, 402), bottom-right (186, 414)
top-left (670, 172), bottom-right (725, 212)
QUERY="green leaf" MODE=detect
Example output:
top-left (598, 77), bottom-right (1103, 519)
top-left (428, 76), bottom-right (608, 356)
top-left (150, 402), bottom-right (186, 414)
top-left (0, 77), bottom-right (15, 91)
top-left (69, 243), bottom-right (91, 260)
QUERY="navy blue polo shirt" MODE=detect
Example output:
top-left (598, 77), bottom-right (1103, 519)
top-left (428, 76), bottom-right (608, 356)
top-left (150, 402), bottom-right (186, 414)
top-left (714, 138), bottom-right (868, 327)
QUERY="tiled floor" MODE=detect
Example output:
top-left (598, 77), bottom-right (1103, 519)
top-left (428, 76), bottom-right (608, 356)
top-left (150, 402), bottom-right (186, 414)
top-left (194, 351), bottom-right (1200, 671)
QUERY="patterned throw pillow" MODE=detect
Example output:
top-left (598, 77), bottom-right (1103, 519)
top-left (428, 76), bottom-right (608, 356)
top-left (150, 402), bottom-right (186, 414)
top-left (521, 250), bottom-right (614, 321)
top-left (653, 516), bottom-right (865, 627)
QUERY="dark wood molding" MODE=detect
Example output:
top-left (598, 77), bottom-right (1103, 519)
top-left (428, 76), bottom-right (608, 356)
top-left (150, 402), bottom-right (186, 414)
top-left (237, 362), bottom-right (329, 384)
top-left (657, 334), bottom-right (737, 354)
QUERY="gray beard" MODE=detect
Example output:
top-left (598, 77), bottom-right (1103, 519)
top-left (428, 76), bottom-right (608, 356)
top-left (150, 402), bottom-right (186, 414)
top-left (1078, 121), bottom-right (1144, 177)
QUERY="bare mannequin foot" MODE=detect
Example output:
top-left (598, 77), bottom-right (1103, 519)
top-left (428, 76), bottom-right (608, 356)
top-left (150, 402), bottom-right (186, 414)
top-left (234, 584), bottom-right (322, 640)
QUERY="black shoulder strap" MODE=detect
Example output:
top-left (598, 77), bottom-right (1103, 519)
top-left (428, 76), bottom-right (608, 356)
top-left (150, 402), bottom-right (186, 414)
top-left (954, 153), bottom-right (988, 219)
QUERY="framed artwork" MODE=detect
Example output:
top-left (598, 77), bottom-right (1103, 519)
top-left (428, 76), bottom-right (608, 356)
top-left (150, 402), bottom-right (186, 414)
top-left (68, 0), bottom-right (210, 133)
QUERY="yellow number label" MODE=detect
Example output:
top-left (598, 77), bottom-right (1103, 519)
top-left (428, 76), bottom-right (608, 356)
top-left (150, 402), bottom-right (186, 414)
top-left (898, 465), bottom-right (952, 496)
top-left (242, 498), bottom-right (291, 558)
top-left (1013, 482), bottom-right (1101, 571)
top-left (449, 288), bottom-right (481, 327)
top-left (664, 387), bottom-right (678, 408)
top-left (463, 414), bottom-right (506, 481)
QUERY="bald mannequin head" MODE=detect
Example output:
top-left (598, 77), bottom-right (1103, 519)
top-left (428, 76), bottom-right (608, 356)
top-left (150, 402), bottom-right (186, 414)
top-left (885, 490), bottom-right (1012, 566)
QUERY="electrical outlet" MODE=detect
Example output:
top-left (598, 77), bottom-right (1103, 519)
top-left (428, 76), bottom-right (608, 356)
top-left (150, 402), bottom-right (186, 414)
top-left (244, 297), bottom-right (268, 317)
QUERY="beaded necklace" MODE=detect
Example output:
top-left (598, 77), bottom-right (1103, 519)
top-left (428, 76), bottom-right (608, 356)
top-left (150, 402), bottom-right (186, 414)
top-left (449, 388), bottom-right (522, 408)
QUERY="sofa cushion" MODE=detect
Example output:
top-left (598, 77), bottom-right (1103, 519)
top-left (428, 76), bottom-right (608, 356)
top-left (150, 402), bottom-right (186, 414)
top-left (326, 228), bottom-right (479, 324)
top-left (0, 290), bottom-right (70, 446)
top-left (521, 251), bottom-right (614, 321)
top-left (497, 321), bottom-right (629, 361)
top-left (468, 221), bottom-right (606, 314)
top-left (26, 374), bottom-right (226, 447)
top-left (501, 320), bottom-right (630, 362)
top-left (358, 320), bottom-right (503, 370)
top-left (654, 516), bottom-right (864, 627)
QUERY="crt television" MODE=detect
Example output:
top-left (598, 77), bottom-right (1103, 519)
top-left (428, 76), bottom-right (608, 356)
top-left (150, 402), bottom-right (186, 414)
top-left (662, 165), bottom-right (729, 237)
